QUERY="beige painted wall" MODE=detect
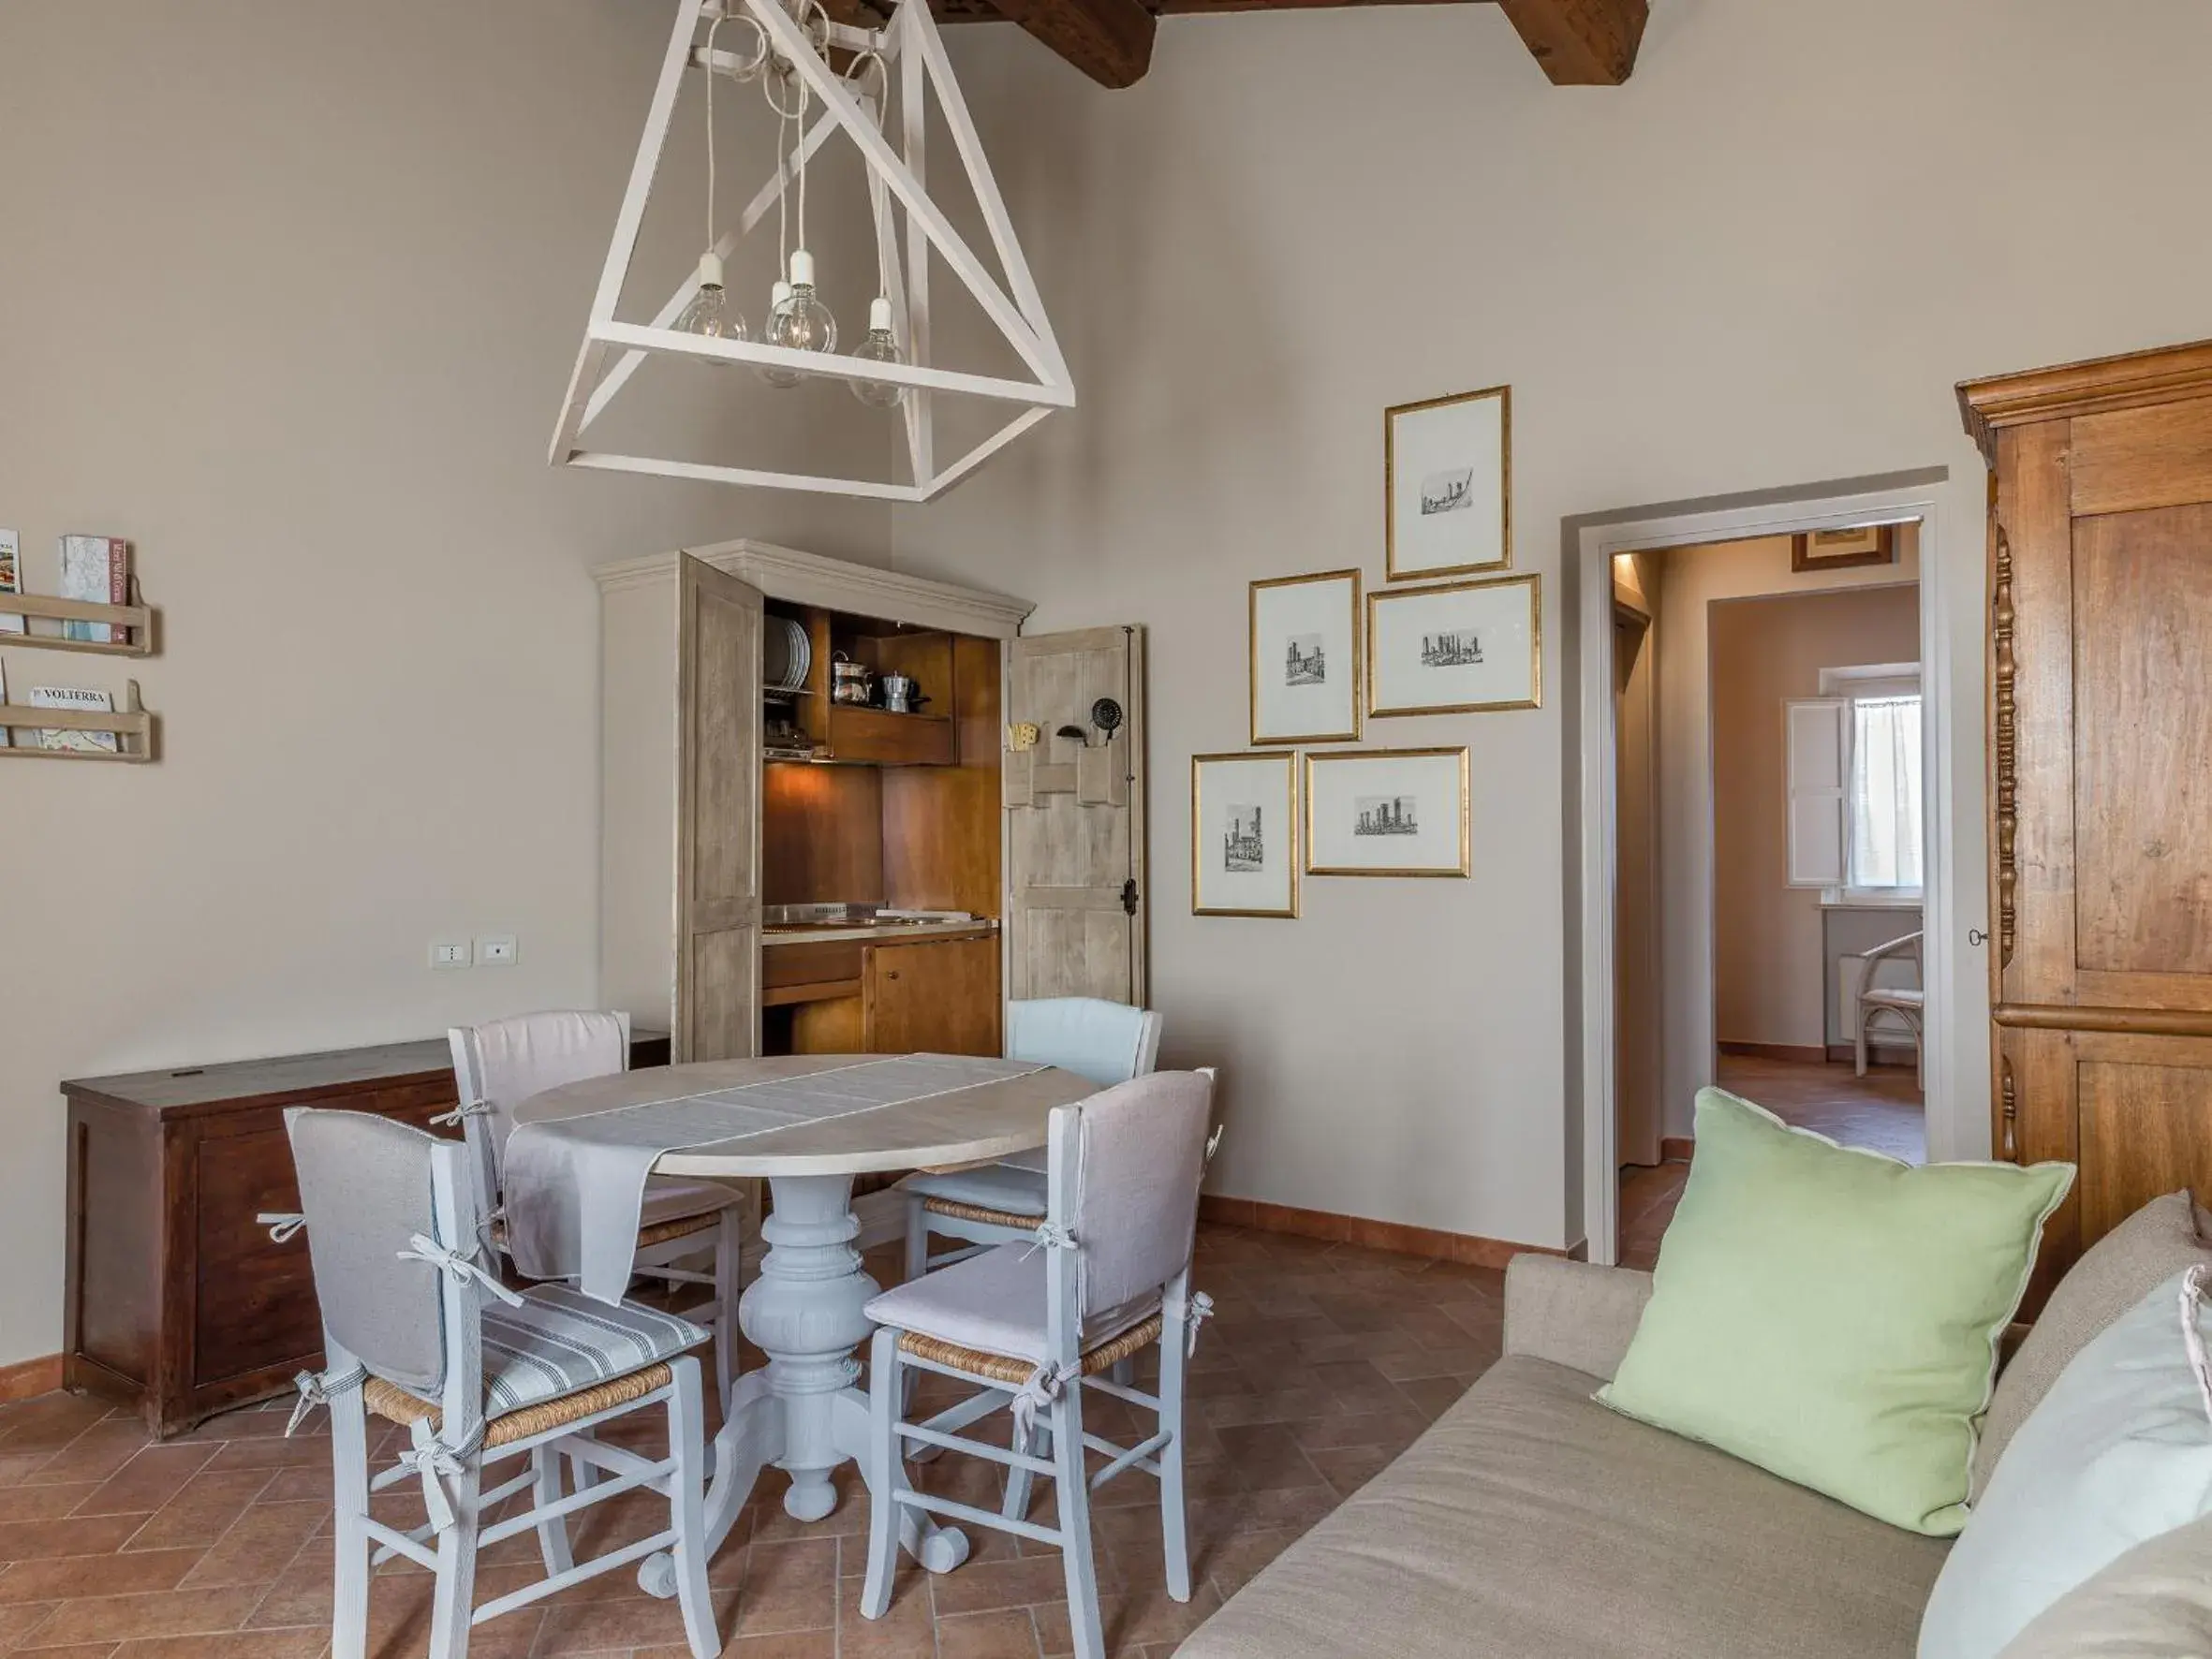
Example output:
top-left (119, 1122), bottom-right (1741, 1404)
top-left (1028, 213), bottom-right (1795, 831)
top-left (1709, 584), bottom-right (1922, 1051)
top-left (1652, 535), bottom-right (1921, 1138)
top-left (0, 2), bottom-right (881, 1367)
top-left (884, 0), bottom-right (2212, 1247)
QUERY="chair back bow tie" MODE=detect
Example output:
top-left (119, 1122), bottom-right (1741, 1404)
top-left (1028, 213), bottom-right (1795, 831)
top-left (1168, 1289), bottom-right (1216, 1358)
top-left (398, 1233), bottom-right (525, 1308)
top-left (430, 1096), bottom-right (493, 1128)
top-left (1020, 1221), bottom-right (1078, 1262)
top-left (284, 1360), bottom-right (367, 1436)
top-left (398, 1419), bottom-right (477, 1534)
top-left (257, 1212), bottom-right (307, 1244)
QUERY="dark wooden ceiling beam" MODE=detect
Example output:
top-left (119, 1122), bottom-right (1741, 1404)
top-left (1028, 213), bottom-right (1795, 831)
top-left (1495, 0), bottom-right (1647, 84)
top-left (979, 0), bottom-right (1158, 87)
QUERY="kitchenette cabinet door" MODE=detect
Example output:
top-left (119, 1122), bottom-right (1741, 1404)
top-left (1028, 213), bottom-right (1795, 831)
top-left (864, 935), bottom-right (1002, 1056)
top-left (678, 553), bottom-right (765, 1063)
top-left (1004, 625), bottom-right (1147, 1006)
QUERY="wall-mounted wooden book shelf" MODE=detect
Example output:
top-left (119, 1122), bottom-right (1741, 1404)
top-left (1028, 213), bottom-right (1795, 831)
top-left (0, 680), bottom-right (157, 763)
top-left (0, 576), bottom-right (157, 656)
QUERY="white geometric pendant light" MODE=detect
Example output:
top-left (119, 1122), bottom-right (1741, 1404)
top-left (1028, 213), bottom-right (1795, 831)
top-left (548, 0), bottom-right (1073, 502)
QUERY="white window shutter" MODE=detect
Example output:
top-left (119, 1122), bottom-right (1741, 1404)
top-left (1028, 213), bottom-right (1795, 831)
top-left (1784, 697), bottom-right (1851, 888)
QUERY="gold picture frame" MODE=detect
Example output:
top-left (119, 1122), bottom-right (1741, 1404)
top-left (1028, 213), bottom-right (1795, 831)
top-left (1248, 567), bottom-right (1362, 746)
top-left (1384, 384), bottom-right (1512, 581)
top-left (1192, 751), bottom-right (1300, 918)
top-left (1366, 573), bottom-right (1541, 717)
top-left (1791, 523), bottom-right (1899, 572)
top-left (1304, 747), bottom-right (1470, 877)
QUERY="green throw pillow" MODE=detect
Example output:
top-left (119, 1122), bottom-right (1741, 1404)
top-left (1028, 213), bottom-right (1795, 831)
top-left (1597, 1088), bottom-right (2072, 1536)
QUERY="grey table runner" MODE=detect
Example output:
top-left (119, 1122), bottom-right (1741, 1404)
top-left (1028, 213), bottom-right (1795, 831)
top-left (503, 1054), bottom-right (1044, 1301)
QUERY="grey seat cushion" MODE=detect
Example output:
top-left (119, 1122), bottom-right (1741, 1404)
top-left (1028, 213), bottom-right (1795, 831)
top-left (479, 1284), bottom-right (707, 1417)
top-left (1181, 1355), bottom-right (1949, 1659)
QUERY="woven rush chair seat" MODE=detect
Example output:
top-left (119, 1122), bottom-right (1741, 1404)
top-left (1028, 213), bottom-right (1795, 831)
top-left (921, 1195), bottom-right (1049, 1231)
top-left (899, 1314), bottom-right (1164, 1388)
top-left (363, 1363), bottom-right (674, 1449)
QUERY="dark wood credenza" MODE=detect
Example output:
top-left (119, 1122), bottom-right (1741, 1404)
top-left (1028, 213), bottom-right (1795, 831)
top-left (62, 1029), bottom-right (670, 1438)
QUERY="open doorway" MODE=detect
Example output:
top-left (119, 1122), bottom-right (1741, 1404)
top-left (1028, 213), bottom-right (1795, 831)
top-left (1606, 526), bottom-right (1929, 1269)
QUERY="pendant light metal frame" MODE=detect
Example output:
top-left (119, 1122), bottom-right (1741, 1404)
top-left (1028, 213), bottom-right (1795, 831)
top-left (549, 0), bottom-right (1073, 502)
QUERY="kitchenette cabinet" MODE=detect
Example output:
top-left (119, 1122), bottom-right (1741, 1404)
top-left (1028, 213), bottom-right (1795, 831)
top-left (595, 539), bottom-right (1151, 1064)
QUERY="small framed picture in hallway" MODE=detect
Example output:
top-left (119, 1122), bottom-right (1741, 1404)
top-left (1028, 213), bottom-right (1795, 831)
top-left (1192, 751), bottom-right (1300, 917)
top-left (1304, 746), bottom-right (1469, 876)
top-left (1249, 567), bottom-right (1362, 745)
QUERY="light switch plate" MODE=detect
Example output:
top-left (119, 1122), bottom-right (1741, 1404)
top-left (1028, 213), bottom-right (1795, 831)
top-left (430, 941), bottom-right (470, 970)
top-left (476, 934), bottom-right (518, 967)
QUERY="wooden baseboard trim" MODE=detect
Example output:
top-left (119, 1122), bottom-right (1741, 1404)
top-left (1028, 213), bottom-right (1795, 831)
top-left (1717, 1040), bottom-right (1829, 1064)
top-left (1199, 1194), bottom-right (1583, 1270)
top-left (1659, 1136), bottom-right (1695, 1164)
top-left (1822, 1042), bottom-right (1920, 1069)
top-left (0, 1353), bottom-right (63, 1404)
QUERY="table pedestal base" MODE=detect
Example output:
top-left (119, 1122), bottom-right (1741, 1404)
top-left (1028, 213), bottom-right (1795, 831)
top-left (641, 1173), bottom-right (968, 1596)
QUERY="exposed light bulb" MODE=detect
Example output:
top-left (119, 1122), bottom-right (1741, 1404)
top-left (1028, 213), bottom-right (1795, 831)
top-left (671, 252), bottom-right (746, 361)
top-left (759, 250), bottom-right (837, 391)
top-left (850, 297), bottom-right (905, 407)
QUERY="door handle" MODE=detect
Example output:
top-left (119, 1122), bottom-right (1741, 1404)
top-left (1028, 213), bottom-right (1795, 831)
top-left (1968, 929), bottom-right (1988, 947)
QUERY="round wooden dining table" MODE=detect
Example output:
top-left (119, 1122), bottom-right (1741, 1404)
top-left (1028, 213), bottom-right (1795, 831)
top-left (509, 1053), bottom-right (1097, 1593)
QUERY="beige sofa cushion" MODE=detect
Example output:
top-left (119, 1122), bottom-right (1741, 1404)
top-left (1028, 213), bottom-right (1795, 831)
top-left (1998, 1515), bottom-right (2212, 1657)
top-left (1180, 1354), bottom-right (1949, 1659)
top-left (1973, 1191), bottom-right (2212, 1498)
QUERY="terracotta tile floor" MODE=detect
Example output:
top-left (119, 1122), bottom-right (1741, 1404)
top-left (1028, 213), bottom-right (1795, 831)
top-left (0, 1225), bottom-right (1503, 1659)
top-left (1619, 1054), bottom-right (1926, 1269)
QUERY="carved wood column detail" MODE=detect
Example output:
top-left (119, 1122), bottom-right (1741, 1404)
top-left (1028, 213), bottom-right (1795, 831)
top-left (1992, 520), bottom-right (2018, 972)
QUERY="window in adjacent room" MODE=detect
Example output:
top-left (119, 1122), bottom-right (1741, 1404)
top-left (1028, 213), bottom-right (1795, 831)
top-left (1784, 663), bottom-right (1924, 902)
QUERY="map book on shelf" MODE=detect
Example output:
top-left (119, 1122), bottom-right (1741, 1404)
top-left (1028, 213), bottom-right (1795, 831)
top-left (0, 530), bottom-right (22, 637)
top-left (29, 685), bottom-right (118, 754)
top-left (59, 536), bottom-right (131, 644)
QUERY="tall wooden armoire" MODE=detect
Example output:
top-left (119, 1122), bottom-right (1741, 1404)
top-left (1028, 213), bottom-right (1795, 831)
top-left (1961, 338), bottom-right (2212, 1298)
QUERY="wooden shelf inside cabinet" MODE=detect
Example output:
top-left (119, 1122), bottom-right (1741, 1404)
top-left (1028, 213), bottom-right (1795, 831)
top-left (826, 704), bottom-right (954, 766)
top-left (0, 576), bottom-right (157, 655)
top-left (0, 680), bottom-right (157, 762)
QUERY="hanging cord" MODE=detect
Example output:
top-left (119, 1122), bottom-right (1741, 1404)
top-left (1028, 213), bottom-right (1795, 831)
top-left (702, 12), bottom-right (728, 255)
top-left (2182, 1265), bottom-right (2212, 1427)
top-left (847, 49), bottom-right (893, 302)
top-left (774, 105), bottom-right (792, 284)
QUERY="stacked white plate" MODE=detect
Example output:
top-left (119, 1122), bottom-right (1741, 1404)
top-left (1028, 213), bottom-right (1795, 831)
top-left (763, 616), bottom-right (812, 693)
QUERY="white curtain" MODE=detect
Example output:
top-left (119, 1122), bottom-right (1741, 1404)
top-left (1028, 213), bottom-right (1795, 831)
top-left (1850, 696), bottom-right (1923, 889)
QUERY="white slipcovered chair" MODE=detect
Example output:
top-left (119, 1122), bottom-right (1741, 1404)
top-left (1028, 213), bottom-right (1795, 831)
top-left (282, 1108), bottom-right (720, 1659)
top-left (446, 1010), bottom-right (745, 1402)
top-left (1852, 930), bottom-right (1925, 1088)
top-left (859, 1069), bottom-right (1217, 1659)
top-left (899, 997), bottom-right (1164, 1281)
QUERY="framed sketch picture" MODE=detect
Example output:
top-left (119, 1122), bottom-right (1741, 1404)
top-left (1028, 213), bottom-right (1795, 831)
top-left (1368, 573), bottom-right (1541, 717)
top-left (1192, 752), bottom-right (1299, 917)
top-left (1305, 748), bottom-right (1469, 877)
top-left (1792, 523), bottom-right (1899, 572)
top-left (1385, 385), bottom-right (1511, 581)
top-left (1249, 568), bottom-right (1361, 745)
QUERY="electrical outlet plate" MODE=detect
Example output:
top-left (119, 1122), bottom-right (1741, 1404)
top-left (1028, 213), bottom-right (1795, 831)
top-left (430, 941), bottom-right (471, 970)
top-left (476, 935), bottom-right (518, 967)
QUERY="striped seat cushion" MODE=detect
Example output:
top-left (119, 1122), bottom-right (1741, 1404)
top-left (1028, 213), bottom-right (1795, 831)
top-left (480, 1284), bottom-right (708, 1418)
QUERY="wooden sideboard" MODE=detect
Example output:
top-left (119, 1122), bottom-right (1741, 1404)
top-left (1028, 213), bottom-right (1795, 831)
top-left (62, 1029), bottom-right (670, 1438)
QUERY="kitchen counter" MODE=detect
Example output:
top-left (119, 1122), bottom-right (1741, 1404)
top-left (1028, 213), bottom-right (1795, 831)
top-left (762, 918), bottom-right (998, 947)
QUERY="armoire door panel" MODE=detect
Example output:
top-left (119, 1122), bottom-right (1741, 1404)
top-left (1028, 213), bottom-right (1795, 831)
top-left (677, 553), bottom-right (763, 1064)
top-left (2006, 1027), bottom-right (2082, 1313)
top-left (2073, 1038), bottom-right (2212, 1241)
top-left (2072, 506), bottom-right (2212, 981)
top-left (2069, 396), bottom-right (2212, 519)
top-left (1995, 421), bottom-right (2080, 1011)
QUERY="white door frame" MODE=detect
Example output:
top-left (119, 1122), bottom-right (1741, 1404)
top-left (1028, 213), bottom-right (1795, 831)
top-left (1578, 478), bottom-right (1959, 1265)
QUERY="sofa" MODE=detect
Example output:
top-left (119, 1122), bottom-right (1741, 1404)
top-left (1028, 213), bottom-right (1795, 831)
top-left (1180, 1255), bottom-right (1953, 1659)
